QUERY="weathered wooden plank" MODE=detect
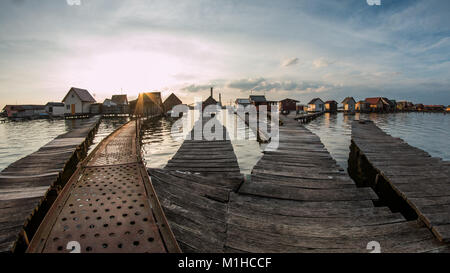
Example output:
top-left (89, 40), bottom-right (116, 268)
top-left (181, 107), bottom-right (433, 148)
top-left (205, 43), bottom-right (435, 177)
top-left (239, 181), bottom-right (377, 201)
top-left (222, 114), bottom-right (448, 252)
top-left (230, 192), bottom-right (376, 210)
top-left (150, 169), bottom-right (230, 202)
top-left (432, 224), bottom-right (450, 243)
top-left (351, 120), bottom-right (450, 242)
top-left (225, 223), bottom-right (438, 253)
top-left (230, 194), bottom-right (393, 219)
top-left (148, 114), bottom-right (450, 253)
top-left (0, 116), bottom-right (101, 253)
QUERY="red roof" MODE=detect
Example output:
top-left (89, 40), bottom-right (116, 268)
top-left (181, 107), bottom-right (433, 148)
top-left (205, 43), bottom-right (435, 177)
top-left (424, 105), bottom-right (444, 108)
top-left (280, 98), bottom-right (299, 102)
top-left (365, 97), bottom-right (382, 104)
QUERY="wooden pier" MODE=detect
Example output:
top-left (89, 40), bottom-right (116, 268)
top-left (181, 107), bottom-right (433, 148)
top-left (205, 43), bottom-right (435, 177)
top-left (149, 114), bottom-right (449, 252)
top-left (234, 111), bottom-right (270, 143)
top-left (350, 120), bottom-right (450, 243)
top-left (226, 115), bottom-right (448, 252)
top-left (0, 116), bottom-right (101, 252)
top-left (26, 120), bottom-right (179, 253)
top-left (4, 112), bottom-right (449, 253)
top-left (294, 111), bottom-right (324, 124)
top-left (165, 117), bottom-right (242, 180)
top-left (149, 117), bottom-right (243, 252)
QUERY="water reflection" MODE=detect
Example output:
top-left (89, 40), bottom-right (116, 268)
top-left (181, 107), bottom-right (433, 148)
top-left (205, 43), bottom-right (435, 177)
top-left (0, 117), bottom-right (130, 172)
top-left (306, 112), bottom-right (450, 170)
top-left (224, 109), bottom-right (263, 174)
top-left (0, 119), bottom-right (68, 171)
top-left (141, 116), bottom-right (184, 169)
top-left (141, 110), bottom-right (264, 174)
top-left (87, 117), bottom-right (130, 154)
top-left (2, 112), bottom-right (447, 176)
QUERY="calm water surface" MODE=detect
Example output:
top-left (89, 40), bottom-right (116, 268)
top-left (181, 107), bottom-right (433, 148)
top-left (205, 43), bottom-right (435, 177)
top-left (141, 116), bottom-right (183, 169)
top-left (0, 119), bottom-right (72, 172)
top-left (306, 112), bottom-right (450, 170)
top-left (0, 117), bottom-right (129, 172)
top-left (141, 110), bottom-right (263, 174)
top-left (2, 113), bottom-right (448, 175)
top-left (87, 117), bottom-right (130, 154)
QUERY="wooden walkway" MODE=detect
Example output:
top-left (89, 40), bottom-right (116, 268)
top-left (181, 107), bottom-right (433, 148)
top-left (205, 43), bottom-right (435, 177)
top-left (350, 120), bottom-right (450, 243)
top-left (0, 116), bottom-right (101, 252)
top-left (295, 111), bottom-right (324, 124)
top-left (149, 117), bottom-right (243, 252)
top-left (26, 120), bottom-right (180, 253)
top-left (234, 111), bottom-right (271, 143)
top-left (151, 114), bottom-right (449, 252)
top-left (227, 115), bottom-right (448, 252)
top-left (164, 117), bottom-right (242, 181)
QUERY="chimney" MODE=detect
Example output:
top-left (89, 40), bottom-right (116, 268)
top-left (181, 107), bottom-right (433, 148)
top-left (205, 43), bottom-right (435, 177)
top-left (219, 93), bottom-right (222, 105)
top-left (210, 87), bottom-right (213, 98)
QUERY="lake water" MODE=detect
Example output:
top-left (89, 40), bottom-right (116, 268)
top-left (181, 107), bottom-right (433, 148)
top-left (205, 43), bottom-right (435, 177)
top-left (0, 117), bottom-right (129, 172)
top-left (87, 117), bottom-right (130, 154)
top-left (305, 112), bottom-right (450, 170)
top-left (141, 110), bottom-right (264, 174)
top-left (1, 112), bottom-right (448, 175)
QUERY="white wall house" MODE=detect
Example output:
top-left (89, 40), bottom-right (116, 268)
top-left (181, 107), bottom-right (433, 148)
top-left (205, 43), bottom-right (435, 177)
top-left (45, 102), bottom-right (65, 117)
top-left (62, 87), bottom-right (96, 115)
top-left (342, 97), bottom-right (356, 112)
top-left (307, 98), bottom-right (324, 112)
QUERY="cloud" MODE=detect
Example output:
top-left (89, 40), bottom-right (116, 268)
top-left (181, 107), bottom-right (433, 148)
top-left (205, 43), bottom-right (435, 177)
top-left (372, 71), bottom-right (402, 78)
top-left (1, 0), bottom-right (450, 105)
top-left (227, 77), bottom-right (332, 93)
top-left (227, 78), bottom-right (265, 90)
top-left (181, 84), bottom-right (212, 93)
top-left (281, 57), bottom-right (299, 67)
top-left (313, 58), bottom-right (334, 68)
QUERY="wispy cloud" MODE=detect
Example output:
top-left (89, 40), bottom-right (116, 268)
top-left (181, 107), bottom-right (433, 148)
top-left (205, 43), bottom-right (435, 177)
top-left (0, 0), bottom-right (449, 106)
top-left (227, 78), bottom-right (265, 91)
top-left (313, 58), bottom-right (334, 68)
top-left (181, 84), bottom-right (213, 93)
top-left (281, 57), bottom-right (299, 67)
top-left (227, 77), bottom-right (333, 93)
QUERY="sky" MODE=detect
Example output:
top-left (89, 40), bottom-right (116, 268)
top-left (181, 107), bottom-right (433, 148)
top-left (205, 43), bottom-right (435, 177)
top-left (0, 0), bottom-right (449, 107)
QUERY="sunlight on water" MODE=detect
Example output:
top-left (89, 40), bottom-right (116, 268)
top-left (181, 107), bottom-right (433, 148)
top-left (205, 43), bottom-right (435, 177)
top-left (4, 112), bottom-right (445, 176)
top-left (0, 118), bottom-right (129, 172)
top-left (141, 116), bottom-right (184, 169)
top-left (305, 112), bottom-right (450, 170)
top-left (87, 117), bottom-right (130, 154)
top-left (224, 109), bottom-right (263, 174)
top-left (141, 110), bottom-right (263, 174)
top-left (0, 119), bottom-right (68, 171)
